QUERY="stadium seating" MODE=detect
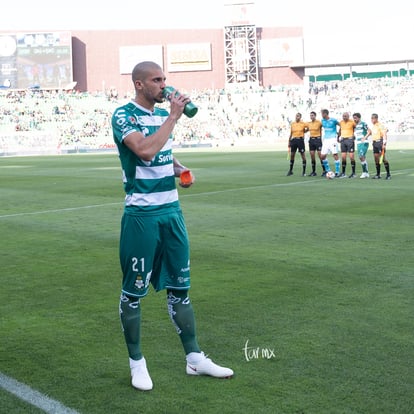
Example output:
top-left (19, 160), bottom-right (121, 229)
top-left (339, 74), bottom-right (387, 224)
top-left (1, 76), bottom-right (414, 155)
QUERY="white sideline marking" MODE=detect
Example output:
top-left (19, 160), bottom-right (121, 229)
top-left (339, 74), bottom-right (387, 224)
top-left (0, 202), bottom-right (122, 219)
top-left (0, 181), bottom-right (314, 219)
top-left (183, 179), bottom-right (320, 198)
top-left (0, 169), bottom-right (412, 220)
top-left (0, 372), bottom-right (80, 414)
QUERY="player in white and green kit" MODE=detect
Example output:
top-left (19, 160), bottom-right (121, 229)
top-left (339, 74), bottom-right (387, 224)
top-left (111, 61), bottom-right (233, 391)
top-left (352, 112), bottom-right (369, 178)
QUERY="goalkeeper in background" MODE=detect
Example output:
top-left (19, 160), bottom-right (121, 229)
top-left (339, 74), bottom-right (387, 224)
top-left (320, 109), bottom-right (341, 176)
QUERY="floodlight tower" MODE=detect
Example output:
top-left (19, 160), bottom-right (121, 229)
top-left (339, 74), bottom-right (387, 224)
top-left (223, 2), bottom-right (258, 85)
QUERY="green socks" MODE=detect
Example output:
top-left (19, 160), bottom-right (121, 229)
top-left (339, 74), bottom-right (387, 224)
top-left (167, 290), bottom-right (201, 355)
top-left (120, 290), bottom-right (201, 361)
top-left (119, 294), bottom-right (142, 361)
top-left (361, 161), bottom-right (368, 173)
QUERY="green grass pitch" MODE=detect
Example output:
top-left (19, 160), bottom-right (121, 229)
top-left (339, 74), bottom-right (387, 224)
top-left (1, 150), bottom-right (413, 414)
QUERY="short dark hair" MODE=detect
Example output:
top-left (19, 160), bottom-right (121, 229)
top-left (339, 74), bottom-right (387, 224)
top-left (353, 112), bottom-right (361, 118)
top-left (310, 111), bottom-right (316, 116)
top-left (131, 61), bottom-right (161, 83)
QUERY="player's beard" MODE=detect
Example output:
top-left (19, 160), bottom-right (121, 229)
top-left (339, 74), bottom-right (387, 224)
top-left (154, 95), bottom-right (164, 104)
top-left (142, 87), bottom-right (163, 105)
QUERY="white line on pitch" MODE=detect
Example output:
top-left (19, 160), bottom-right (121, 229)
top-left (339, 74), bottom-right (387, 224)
top-left (0, 202), bottom-right (122, 219)
top-left (1, 168), bottom-right (412, 219)
top-left (0, 181), bottom-right (315, 219)
top-left (0, 372), bottom-right (80, 414)
top-left (182, 179), bottom-right (320, 198)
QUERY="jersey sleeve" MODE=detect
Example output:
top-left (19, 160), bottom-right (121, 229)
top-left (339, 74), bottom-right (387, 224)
top-left (112, 106), bottom-right (142, 144)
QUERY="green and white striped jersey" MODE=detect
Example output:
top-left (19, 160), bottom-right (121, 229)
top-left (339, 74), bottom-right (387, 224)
top-left (112, 101), bottom-right (179, 214)
top-left (354, 121), bottom-right (368, 142)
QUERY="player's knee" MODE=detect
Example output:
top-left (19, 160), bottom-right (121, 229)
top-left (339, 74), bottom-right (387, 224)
top-left (167, 289), bottom-right (190, 304)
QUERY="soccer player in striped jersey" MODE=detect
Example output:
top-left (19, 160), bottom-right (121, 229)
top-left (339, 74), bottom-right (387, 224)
top-left (111, 61), bottom-right (233, 391)
top-left (352, 112), bottom-right (370, 178)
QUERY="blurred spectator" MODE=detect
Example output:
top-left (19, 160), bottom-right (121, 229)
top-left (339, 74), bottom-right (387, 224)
top-left (1, 75), bottom-right (414, 155)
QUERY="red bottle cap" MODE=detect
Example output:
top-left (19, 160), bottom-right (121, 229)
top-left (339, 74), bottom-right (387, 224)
top-left (180, 170), bottom-right (193, 186)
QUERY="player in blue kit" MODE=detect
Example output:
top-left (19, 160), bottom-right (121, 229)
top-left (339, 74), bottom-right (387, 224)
top-left (320, 109), bottom-right (340, 177)
top-left (111, 61), bottom-right (233, 391)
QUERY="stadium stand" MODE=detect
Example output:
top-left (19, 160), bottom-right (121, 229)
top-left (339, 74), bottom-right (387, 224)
top-left (1, 76), bottom-right (414, 156)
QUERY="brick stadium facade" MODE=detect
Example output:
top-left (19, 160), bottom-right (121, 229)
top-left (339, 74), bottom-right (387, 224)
top-left (71, 27), bottom-right (305, 95)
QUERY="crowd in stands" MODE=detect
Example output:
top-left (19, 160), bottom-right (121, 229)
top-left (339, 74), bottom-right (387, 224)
top-left (1, 75), bottom-right (414, 154)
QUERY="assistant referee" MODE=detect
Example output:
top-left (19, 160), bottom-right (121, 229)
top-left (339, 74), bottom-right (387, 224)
top-left (287, 112), bottom-right (308, 176)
